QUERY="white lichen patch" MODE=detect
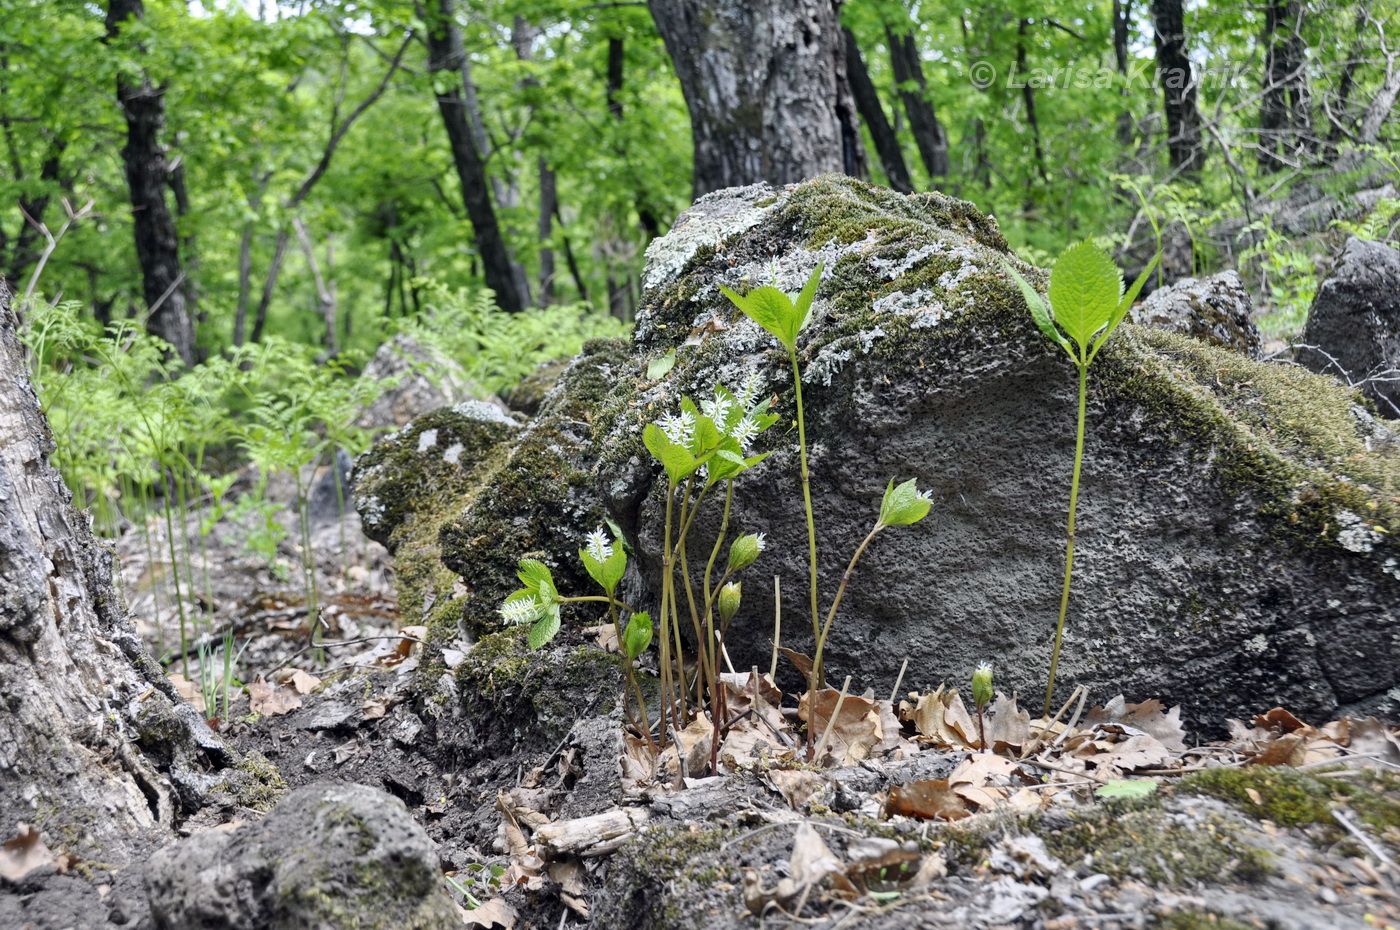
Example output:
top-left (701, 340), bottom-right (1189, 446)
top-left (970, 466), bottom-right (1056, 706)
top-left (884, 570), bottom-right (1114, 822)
top-left (1335, 509), bottom-right (1384, 553)
top-left (443, 442), bottom-right (465, 465)
top-left (869, 242), bottom-right (942, 280)
top-left (451, 399), bottom-right (518, 428)
top-left (1243, 633), bottom-right (1269, 655)
top-left (417, 429), bottom-right (439, 453)
top-left (641, 183), bottom-right (776, 292)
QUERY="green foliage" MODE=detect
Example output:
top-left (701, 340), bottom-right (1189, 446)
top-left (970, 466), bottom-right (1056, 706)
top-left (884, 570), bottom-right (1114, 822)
top-left (1096, 779), bottom-right (1160, 801)
top-left (971, 662), bottom-right (994, 711)
top-left (1008, 242), bottom-right (1156, 716)
top-left (623, 611), bottom-right (653, 661)
top-left (878, 478), bottom-right (933, 528)
top-left (720, 264), bottom-right (822, 352)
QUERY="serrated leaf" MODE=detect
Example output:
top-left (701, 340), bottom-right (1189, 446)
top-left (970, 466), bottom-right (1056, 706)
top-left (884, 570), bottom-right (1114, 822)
top-left (646, 351), bottom-right (677, 381)
top-left (623, 611), bottom-right (653, 660)
top-left (721, 284), bottom-right (801, 351)
top-left (879, 478), bottom-right (932, 527)
top-left (1091, 252), bottom-right (1161, 362)
top-left (643, 422), bottom-right (700, 485)
top-left (1048, 242), bottom-right (1123, 352)
top-left (792, 263), bottom-right (823, 331)
top-left (1094, 779), bottom-right (1159, 801)
top-left (1004, 261), bottom-right (1072, 357)
top-left (528, 605), bottom-right (561, 649)
top-left (517, 559), bottom-right (554, 597)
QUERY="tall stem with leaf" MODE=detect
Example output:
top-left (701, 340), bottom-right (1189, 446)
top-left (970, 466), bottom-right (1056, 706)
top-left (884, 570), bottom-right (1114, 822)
top-left (1006, 243), bottom-right (1158, 718)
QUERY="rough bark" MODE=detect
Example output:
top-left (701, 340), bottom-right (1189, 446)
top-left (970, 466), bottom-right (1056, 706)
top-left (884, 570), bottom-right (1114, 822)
top-left (1014, 19), bottom-right (1047, 182)
top-left (647, 0), bottom-right (859, 196)
top-left (843, 27), bottom-right (914, 193)
top-left (1360, 64), bottom-right (1400, 144)
top-left (105, 0), bottom-right (197, 365)
top-left (1112, 0), bottom-right (1134, 146)
top-left (423, 0), bottom-right (526, 312)
top-left (1259, 0), bottom-right (1313, 171)
top-left (538, 158), bottom-right (557, 304)
top-left (0, 283), bottom-right (222, 866)
top-left (886, 23), bottom-right (949, 178)
top-left (1151, 0), bottom-right (1206, 172)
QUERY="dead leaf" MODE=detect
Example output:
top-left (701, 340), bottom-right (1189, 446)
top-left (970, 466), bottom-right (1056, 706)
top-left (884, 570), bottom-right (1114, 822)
top-left (778, 647), bottom-right (814, 680)
top-left (584, 623), bottom-right (618, 653)
top-left (464, 897), bottom-right (517, 929)
top-left (765, 768), bottom-right (828, 810)
top-left (799, 689), bottom-right (883, 765)
top-left (911, 686), bottom-right (978, 749)
top-left (985, 693), bottom-right (1031, 751)
top-left (949, 753), bottom-right (1023, 809)
top-left (844, 836), bottom-right (921, 879)
top-left (0, 825), bottom-right (56, 881)
top-left (1253, 706), bottom-right (1309, 733)
top-left (1341, 717), bottom-right (1400, 767)
top-left (361, 698), bottom-right (388, 721)
top-left (1086, 696), bottom-right (1187, 752)
top-left (287, 669), bottom-right (322, 695)
top-left (247, 679), bottom-right (301, 717)
top-left (549, 859), bottom-right (589, 918)
top-left (886, 779), bottom-right (971, 821)
top-left (168, 673), bottom-right (205, 714)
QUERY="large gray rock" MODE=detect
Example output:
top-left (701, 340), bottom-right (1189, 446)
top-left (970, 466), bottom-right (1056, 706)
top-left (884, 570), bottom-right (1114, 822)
top-left (144, 782), bottom-right (459, 930)
top-left (1298, 237), bottom-right (1400, 418)
top-left (584, 177), bottom-right (1400, 731)
top-left (1133, 271), bottom-right (1262, 357)
top-left (356, 333), bottom-right (480, 430)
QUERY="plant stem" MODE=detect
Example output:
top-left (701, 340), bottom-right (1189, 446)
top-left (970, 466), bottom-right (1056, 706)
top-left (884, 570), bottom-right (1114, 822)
top-left (658, 486), bottom-right (677, 740)
top-left (788, 350), bottom-right (822, 680)
top-left (1044, 362), bottom-right (1088, 719)
top-left (807, 523), bottom-right (881, 758)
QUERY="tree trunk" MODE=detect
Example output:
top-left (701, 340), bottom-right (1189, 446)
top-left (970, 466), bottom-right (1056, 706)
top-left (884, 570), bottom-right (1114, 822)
top-left (0, 283), bottom-right (223, 867)
top-left (105, 0), bottom-right (197, 365)
top-left (1150, 0), bottom-right (1206, 173)
top-left (1360, 63), bottom-right (1400, 144)
top-left (843, 27), bottom-right (913, 193)
top-left (647, 0), bottom-right (859, 196)
top-left (1259, 0), bottom-right (1312, 171)
top-left (1112, 0), bottom-right (1134, 146)
top-left (538, 158), bottom-right (556, 305)
top-left (1014, 19), bottom-right (1047, 183)
top-left (423, 0), bottom-right (526, 312)
top-left (605, 36), bottom-right (662, 240)
top-left (886, 24), bottom-right (949, 179)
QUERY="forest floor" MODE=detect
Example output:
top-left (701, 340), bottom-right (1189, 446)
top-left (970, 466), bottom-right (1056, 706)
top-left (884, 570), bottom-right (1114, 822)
top-left (102, 467), bottom-right (1400, 930)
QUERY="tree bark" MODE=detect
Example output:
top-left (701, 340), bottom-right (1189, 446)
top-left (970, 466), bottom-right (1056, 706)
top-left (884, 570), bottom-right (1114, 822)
top-left (1112, 0), bottom-right (1134, 146)
top-left (0, 283), bottom-right (224, 864)
top-left (1014, 19), bottom-right (1047, 183)
top-left (647, 0), bottom-right (859, 196)
top-left (843, 27), bottom-right (913, 193)
top-left (1360, 63), bottom-right (1400, 144)
top-left (423, 0), bottom-right (526, 311)
top-left (1259, 0), bottom-right (1312, 171)
top-left (538, 158), bottom-right (556, 305)
top-left (886, 23), bottom-right (949, 179)
top-left (1150, 0), bottom-right (1206, 172)
top-left (105, 0), bottom-right (197, 366)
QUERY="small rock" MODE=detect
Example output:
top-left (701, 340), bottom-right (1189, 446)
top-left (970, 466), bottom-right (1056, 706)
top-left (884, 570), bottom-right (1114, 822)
top-left (144, 782), bottom-right (459, 929)
top-left (1132, 270), bottom-right (1261, 356)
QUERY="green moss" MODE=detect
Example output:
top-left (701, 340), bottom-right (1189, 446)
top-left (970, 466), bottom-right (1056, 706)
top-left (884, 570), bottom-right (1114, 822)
top-left (1043, 805), bottom-right (1274, 887)
top-left (1183, 765), bottom-right (1400, 840)
top-left (606, 823), bottom-right (744, 930)
top-left (1154, 911), bottom-right (1256, 930)
top-left (231, 750), bottom-right (287, 813)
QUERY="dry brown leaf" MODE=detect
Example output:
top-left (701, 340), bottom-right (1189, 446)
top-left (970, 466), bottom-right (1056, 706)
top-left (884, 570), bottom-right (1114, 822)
top-left (361, 697), bottom-right (388, 721)
top-left (911, 686), bottom-right (978, 749)
top-left (1089, 734), bottom-right (1174, 775)
top-left (778, 647), bottom-right (814, 680)
top-left (1253, 706), bottom-right (1309, 733)
top-left (765, 768), bottom-right (828, 810)
top-left (985, 693), bottom-right (1031, 751)
top-left (0, 825), bottom-right (56, 881)
top-left (948, 753), bottom-right (1023, 809)
top-left (464, 897), bottom-right (518, 929)
top-left (167, 673), bottom-right (206, 714)
top-left (1086, 696), bottom-right (1186, 752)
top-left (799, 689), bottom-right (883, 765)
top-left (549, 859), bottom-right (589, 918)
top-left (583, 623), bottom-right (619, 653)
top-left (844, 837), bottom-right (921, 877)
top-left (247, 679), bottom-right (301, 717)
top-left (287, 669), bottom-right (322, 695)
top-left (886, 779), bottom-right (971, 821)
top-left (719, 720), bottom-right (775, 770)
top-left (1340, 717), bottom-right (1400, 766)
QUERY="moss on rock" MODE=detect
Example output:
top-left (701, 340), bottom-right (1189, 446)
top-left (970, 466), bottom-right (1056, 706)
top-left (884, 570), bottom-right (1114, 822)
top-left (1183, 765), bottom-right (1400, 843)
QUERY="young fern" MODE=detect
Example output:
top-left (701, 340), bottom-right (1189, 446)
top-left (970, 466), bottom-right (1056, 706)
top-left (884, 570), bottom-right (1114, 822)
top-left (1004, 243), bottom-right (1159, 718)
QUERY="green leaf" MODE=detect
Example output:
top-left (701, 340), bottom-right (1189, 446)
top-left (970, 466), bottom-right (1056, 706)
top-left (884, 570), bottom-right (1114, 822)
top-left (517, 559), bottom-right (555, 598)
top-left (1047, 241), bottom-right (1124, 352)
top-left (1094, 779), bottom-right (1159, 801)
top-left (623, 611), bottom-right (653, 660)
top-left (1091, 252), bottom-right (1161, 362)
top-left (1004, 261), bottom-right (1072, 356)
top-left (647, 350), bottom-right (677, 381)
top-left (600, 544), bottom-right (626, 591)
top-left (720, 284), bottom-right (802, 351)
top-left (643, 422), bottom-right (700, 485)
top-left (791, 264), bottom-right (824, 333)
top-left (878, 478), bottom-right (932, 527)
top-left (528, 604), bottom-right (562, 650)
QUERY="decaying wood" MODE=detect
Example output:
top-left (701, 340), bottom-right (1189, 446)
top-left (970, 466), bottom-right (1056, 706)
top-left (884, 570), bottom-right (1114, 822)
top-left (532, 807), bottom-right (650, 859)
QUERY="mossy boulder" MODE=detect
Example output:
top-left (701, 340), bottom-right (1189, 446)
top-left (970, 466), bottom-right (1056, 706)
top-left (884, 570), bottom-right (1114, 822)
top-left (143, 782), bottom-right (459, 929)
top-left (351, 400), bottom-right (521, 635)
top-left (593, 176), bottom-right (1400, 731)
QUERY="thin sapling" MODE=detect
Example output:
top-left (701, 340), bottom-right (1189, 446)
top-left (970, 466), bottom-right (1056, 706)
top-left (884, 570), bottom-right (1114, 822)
top-left (1004, 243), bottom-right (1158, 717)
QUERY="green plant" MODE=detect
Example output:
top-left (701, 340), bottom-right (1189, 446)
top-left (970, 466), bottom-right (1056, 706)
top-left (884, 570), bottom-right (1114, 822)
top-left (1237, 218), bottom-right (1317, 338)
top-left (1005, 242), bottom-right (1158, 718)
top-left (721, 266), bottom-right (931, 759)
top-left (197, 629), bottom-right (248, 724)
top-left (971, 661), bottom-right (993, 752)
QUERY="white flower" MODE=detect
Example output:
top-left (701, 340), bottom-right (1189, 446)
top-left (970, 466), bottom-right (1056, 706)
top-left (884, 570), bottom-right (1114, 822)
top-left (736, 373), bottom-right (763, 408)
top-left (730, 415), bottom-right (759, 450)
top-left (701, 392), bottom-right (731, 424)
top-left (658, 409), bottom-right (696, 445)
top-left (500, 596), bottom-right (538, 627)
top-left (753, 533), bottom-right (767, 552)
top-left (586, 527), bottom-right (613, 562)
